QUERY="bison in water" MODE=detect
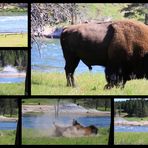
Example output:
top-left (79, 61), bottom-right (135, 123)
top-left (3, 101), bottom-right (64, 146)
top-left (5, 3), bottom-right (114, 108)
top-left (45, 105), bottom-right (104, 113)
top-left (60, 20), bottom-right (148, 89)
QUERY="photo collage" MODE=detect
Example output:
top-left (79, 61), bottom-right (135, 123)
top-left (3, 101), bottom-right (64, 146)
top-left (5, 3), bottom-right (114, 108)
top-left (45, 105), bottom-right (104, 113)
top-left (0, 2), bottom-right (148, 146)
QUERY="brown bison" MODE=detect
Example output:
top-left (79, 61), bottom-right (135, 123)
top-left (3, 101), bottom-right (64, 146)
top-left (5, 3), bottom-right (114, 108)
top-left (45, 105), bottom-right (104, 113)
top-left (72, 119), bottom-right (98, 135)
top-left (60, 20), bottom-right (148, 89)
top-left (53, 120), bottom-right (98, 137)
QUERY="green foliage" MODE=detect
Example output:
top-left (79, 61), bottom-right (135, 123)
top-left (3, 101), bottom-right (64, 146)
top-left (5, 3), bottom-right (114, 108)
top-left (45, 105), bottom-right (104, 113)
top-left (121, 3), bottom-right (147, 22)
top-left (0, 99), bottom-right (18, 117)
top-left (0, 50), bottom-right (27, 68)
top-left (115, 132), bottom-right (148, 145)
top-left (115, 99), bottom-right (148, 117)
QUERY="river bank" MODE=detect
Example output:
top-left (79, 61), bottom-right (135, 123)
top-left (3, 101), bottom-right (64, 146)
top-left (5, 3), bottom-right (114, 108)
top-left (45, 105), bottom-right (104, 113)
top-left (0, 72), bottom-right (26, 78)
top-left (114, 117), bottom-right (148, 126)
top-left (22, 104), bottom-right (110, 116)
top-left (0, 116), bottom-right (17, 122)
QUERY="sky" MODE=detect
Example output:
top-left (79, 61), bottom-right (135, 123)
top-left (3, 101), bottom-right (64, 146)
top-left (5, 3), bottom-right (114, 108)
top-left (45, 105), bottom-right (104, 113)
top-left (114, 99), bottom-right (130, 102)
top-left (114, 98), bottom-right (148, 102)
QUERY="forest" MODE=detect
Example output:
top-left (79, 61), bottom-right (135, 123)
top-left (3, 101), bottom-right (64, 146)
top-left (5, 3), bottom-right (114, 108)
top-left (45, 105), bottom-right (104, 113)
top-left (0, 3), bottom-right (28, 11)
top-left (115, 99), bottom-right (148, 117)
top-left (0, 99), bottom-right (18, 117)
top-left (31, 3), bottom-right (148, 39)
top-left (0, 50), bottom-right (27, 69)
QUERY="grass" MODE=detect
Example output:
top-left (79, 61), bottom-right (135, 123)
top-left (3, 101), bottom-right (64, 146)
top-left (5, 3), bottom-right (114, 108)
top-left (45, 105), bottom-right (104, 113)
top-left (0, 33), bottom-right (28, 47)
top-left (114, 132), bottom-right (148, 145)
top-left (124, 117), bottom-right (148, 122)
top-left (22, 127), bottom-right (109, 145)
top-left (22, 99), bottom-right (59, 105)
top-left (0, 83), bottom-right (25, 95)
top-left (0, 130), bottom-right (16, 145)
top-left (31, 72), bottom-right (148, 95)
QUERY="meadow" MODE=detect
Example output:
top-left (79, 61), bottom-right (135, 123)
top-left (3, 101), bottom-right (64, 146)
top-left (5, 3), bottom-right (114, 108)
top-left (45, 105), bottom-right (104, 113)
top-left (22, 127), bottom-right (109, 145)
top-left (0, 130), bottom-right (16, 145)
top-left (0, 33), bottom-right (28, 47)
top-left (31, 72), bottom-right (148, 95)
top-left (0, 83), bottom-right (25, 95)
top-left (124, 117), bottom-right (148, 122)
top-left (114, 132), bottom-right (148, 145)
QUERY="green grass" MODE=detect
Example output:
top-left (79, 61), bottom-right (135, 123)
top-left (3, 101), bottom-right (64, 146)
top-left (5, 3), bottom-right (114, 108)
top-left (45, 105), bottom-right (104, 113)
top-left (97, 107), bottom-right (111, 111)
top-left (31, 72), bottom-right (148, 95)
top-left (22, 128), bottom-right (109, 145)
top-left (0, 83), bottom-right (25, 95)
top-left (124, 117), bottom-right (148, 122)
top-left (114, 132), bottom-right (148, 145)
top-left (22, 99), bottom-right (59, 105)
top-left (0, 130), bottom-right (16, 145)
top-left (0, 34), bottom-right (28, 47)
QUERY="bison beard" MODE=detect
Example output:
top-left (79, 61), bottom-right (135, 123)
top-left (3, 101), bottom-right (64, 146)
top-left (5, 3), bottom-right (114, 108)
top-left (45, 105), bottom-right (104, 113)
top-left (60, 20), bottom-right (148, 89)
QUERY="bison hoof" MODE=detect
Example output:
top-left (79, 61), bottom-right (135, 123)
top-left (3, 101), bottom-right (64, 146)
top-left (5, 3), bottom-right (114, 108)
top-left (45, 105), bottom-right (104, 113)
top-left (104, 84), bottom-right (114, 90)
top-left (66, 83), bottom-right (76, 87)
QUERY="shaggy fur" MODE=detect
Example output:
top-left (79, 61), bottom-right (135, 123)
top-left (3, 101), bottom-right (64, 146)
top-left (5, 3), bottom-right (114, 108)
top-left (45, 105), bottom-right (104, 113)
top-left (105, 20), bottom-right (148, 88)
top-left (60, 20), bottom-right (148, 89)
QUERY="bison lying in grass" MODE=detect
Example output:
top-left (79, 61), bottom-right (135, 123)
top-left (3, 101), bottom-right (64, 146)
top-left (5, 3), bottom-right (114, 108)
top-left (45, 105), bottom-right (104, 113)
top-left (60, 20), bottom-right (148, 89)
top-left (53, 119), bottom-right (98, 137)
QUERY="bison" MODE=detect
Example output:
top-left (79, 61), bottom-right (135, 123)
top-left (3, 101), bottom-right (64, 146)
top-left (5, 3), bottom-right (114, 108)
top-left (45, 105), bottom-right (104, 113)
top-left (60, 20), bottom-right (148, 89)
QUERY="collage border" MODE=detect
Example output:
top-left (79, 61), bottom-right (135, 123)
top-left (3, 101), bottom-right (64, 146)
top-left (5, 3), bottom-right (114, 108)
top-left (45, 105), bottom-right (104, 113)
top-left (0, 1), bottom-right (148, 146)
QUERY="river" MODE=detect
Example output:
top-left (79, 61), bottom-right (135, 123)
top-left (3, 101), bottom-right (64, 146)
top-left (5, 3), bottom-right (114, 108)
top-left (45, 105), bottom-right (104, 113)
top-left (0, 77), bottom-right (25, 83)
top-left (115, 125), bottom-right (148, 132)
top-left (0, 121), bottom-right (17, 130)
top-left (31, 39), bottom-right (105, 73)
top-left (0, 15), bottom-right (27, 33)
top-left (22, 114), bottom-right (110, 129)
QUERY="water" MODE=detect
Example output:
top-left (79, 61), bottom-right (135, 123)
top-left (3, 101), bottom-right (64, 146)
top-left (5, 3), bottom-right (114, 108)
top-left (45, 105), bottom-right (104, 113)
top-left (0, 77), bottom-right (25, 83)
top-left (31, 39), bottom-right (105, 73)
top-left (0, 15), bottom-right (27, 33)
top-left (0, 65), bottom-right (25, 83)
top-left (22, 114), bottom-right (110, 129)
top-left (0, 121), bottom-right (17, 130)
top-left (115, 126), bottom-right (148, 132)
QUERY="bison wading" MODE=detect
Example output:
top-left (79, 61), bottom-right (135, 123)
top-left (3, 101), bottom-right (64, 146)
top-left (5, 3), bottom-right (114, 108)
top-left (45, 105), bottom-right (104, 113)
top-left (60, 20), bottom-right (148, 89)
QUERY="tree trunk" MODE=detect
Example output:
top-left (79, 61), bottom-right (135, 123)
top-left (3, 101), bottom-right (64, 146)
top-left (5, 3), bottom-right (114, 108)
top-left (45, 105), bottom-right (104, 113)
top-left (15, 99), bottom-right (20, 145)
top-left (145, 14), bottom-right (148, 25)
top-left (25, 63), bottom-right (29, 95)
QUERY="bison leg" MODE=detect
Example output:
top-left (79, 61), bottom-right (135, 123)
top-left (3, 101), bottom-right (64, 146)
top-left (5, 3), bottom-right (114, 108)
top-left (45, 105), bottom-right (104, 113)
top-left (104, 67), bottom-right (116, 89)
top-left (104, 66), bottom-right (126, 89)
top-left (65, 57), bottom-right (80, 87)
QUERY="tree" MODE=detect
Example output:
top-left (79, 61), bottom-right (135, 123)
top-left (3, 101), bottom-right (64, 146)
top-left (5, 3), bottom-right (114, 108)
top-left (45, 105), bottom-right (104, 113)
top-left (15, 99), bottom-right (20, 145)
top-left (121, 3), bottom-right (148, 24)
top-left (54, 99), bottom-right (60, 118)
